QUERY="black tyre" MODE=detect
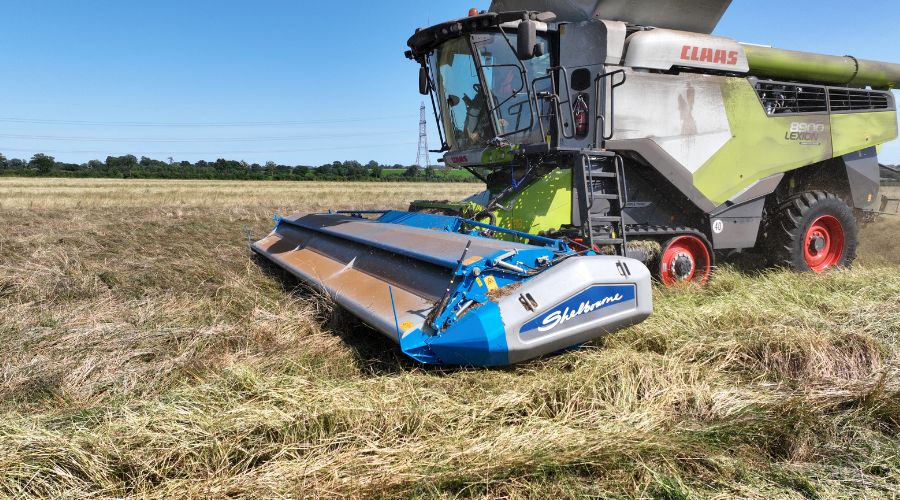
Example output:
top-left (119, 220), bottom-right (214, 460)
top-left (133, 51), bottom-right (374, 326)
top-left (767, 191), bottom-right (859, 272)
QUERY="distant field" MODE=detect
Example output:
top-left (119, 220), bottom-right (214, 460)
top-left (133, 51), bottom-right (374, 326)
top-left (0, 178), bottom-right (482, 211)
top-left (0, 177), bottom-right (898, 498)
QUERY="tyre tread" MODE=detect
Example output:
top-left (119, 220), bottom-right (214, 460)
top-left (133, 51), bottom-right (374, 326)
top-left (765, 191), bottom-right (859, 272)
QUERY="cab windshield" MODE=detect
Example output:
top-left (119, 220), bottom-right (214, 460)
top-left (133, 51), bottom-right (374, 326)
top-left (431, 32), bottom-right (551, 150)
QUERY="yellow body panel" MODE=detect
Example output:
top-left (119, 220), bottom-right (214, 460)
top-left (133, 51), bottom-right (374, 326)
top-left (830, 111), bottom-right (898, 157)
top-left (495, 168), bottom-right (573, 235)
top-left (694, 78), bottom-right (833, 206)
top-left (694, 78), bottom-right (898, 206)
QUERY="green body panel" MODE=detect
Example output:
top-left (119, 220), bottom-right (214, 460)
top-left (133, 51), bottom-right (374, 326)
top-left (831, 111), bottom-right (899, 157)
top-left (693, 78), bottom-right (898, 206)
top-left (694, 78), bottom-right (833, 205)
top-left (481, 147), bottom-right (518, 165)
top-left (443, 145), bottom-right (521, 168)
top-left (410, 169), bottom-right (573, 240)
top-left (495, 168), bottom-right (573, 236)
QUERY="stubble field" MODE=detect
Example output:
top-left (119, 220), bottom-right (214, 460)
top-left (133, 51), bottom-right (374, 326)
top-left (0, 178), bottom-right (898, 498)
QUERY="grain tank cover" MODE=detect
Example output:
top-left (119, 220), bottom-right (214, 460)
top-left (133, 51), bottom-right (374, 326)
top-left (489, 0), bottom-right (732, 34)
top-left (625, 29), bottom-right (749, 73)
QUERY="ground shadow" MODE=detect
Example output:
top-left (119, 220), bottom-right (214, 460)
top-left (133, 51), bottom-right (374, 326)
top-left (251, 254), bottom-right (480, 377)
top-left (715, 249), bottom-right (772, 275)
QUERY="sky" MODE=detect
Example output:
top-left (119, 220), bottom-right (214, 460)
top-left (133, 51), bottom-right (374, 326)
top-left (2, 0), bottom-right (900, 166)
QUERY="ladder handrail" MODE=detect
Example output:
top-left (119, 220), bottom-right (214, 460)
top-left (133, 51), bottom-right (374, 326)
top-left (583, 154), bottom-right (596, 212)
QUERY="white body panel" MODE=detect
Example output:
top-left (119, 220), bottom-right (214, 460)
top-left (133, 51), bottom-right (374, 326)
top-left (611, 69), bottom-right (732, 174)
top-left (601, 20), bottom-right (627, 65)
top-left (625, 29), bottom-right (749, 73)
top-left (495, 256), bottom-right (653, 364)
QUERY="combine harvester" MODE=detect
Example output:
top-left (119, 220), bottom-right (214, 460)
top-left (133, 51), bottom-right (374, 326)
top-left (254, 0), bottom-right (900, 366)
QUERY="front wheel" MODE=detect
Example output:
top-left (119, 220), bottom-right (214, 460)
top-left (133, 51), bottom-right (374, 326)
top-left (659, 235), bottom-right (713, 286)
top-left (768, 191), bottom-right (859, 273)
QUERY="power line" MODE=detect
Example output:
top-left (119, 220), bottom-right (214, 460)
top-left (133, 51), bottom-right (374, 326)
top-left (0, 130), bottom-right (409, 143)
top-left (0, 115), bottom-right (417, 128)
top-left (0, 142), bottom-right (417, 156)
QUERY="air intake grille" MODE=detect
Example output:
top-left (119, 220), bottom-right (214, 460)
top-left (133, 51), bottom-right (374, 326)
top-left (828, 88), bottom-right (892, 112)
top-left (755, 82), bottom-right (828, 115)
top-left (755, 80), bottom-right (894, 115)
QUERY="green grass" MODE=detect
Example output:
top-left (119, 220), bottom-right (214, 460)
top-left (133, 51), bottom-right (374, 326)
top-left (0, 178), bottom-right (898, 498)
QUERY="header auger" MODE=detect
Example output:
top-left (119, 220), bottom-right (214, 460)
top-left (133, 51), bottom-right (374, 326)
top-left (254, 1), bottom-right (899, 366)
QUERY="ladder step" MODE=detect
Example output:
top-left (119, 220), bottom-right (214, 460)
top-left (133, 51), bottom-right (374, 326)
top-left (589, 216), bottom-right (626, 223)
top-left (591, 194), bottom-right (620, 200)
top-left (587, 171), bottom-right (617, 178)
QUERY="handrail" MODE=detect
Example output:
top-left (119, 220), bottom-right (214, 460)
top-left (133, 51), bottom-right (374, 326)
top-left (531, 66), bottom-right (576, 142)
top-left (461, 218), bottom-right (571, 253)
top-left (593, 69), bottom-right (627, 148)
top-left (583, 154), bottom-right (596, 212)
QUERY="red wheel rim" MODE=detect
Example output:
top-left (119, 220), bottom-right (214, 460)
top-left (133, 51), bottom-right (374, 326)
top-left (803, 215), bottom-right (845, 272)
top-left (660, 236), bottom-right (711, 286)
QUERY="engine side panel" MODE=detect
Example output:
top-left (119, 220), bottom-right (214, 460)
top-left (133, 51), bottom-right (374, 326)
top-left (612, 69), bottom-right (733, 178)
top-left (831, 111), bottom-right (898, 158)
top-left (611, 70), bottom-right (899, 209)
top-left (693, 77), bottom-right (834, 205)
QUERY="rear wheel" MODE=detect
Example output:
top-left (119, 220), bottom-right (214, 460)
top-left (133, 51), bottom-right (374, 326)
top-left (659, 235), bottom-right (712, 286)
top-left (768, 191), bottom-right (858, 272)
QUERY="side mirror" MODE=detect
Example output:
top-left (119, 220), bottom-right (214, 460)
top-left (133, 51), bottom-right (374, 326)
top-left (419, 66), bottom-right (430, 95)
top-left (517, 20), bottom-right (537, 60)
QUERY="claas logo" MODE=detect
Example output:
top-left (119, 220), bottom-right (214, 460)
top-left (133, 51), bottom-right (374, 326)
top-left (680, 45), bottom-right (739, 66)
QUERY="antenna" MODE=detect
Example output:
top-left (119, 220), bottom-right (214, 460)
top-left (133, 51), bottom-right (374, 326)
top-left (416, 103), bottom-right (431, 169)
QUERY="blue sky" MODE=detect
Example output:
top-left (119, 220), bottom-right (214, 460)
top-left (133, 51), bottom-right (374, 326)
top-left (2, 0), bottom-right (900, 166)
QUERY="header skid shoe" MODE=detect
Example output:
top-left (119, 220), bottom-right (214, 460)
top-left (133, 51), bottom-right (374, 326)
top-left (252, 211), bottom-right (653, 366)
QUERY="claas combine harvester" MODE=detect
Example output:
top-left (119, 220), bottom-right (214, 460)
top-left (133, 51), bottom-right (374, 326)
top-left (254, 0), bottom-right (900, 366)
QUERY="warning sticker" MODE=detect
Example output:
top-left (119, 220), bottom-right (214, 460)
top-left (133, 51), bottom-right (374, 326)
top-left (399, 321), bottom-right (414, 331)
top-left (484, 275), bottom-right (499, 292)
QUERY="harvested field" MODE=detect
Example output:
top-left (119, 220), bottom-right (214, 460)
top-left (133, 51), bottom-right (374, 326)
top-left (0, 178), bottom-right (898, 498)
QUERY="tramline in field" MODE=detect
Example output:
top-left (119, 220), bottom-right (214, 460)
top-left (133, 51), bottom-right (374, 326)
top-left (254, 0), bottom-right (900, 366)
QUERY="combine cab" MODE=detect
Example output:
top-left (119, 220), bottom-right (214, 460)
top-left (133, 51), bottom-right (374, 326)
top-left (255, 0), bottom-right (900, 366)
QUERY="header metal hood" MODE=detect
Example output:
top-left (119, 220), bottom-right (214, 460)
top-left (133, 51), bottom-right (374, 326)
top-left (488, 0), bottom-right (732, 34)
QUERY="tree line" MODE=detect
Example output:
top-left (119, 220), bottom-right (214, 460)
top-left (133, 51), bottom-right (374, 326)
top-left (2, 152), bottom-right (895, 184)
top-left (882, 164), bottom-right (900, 185)
top-left (0, 153), bottom-right (478, 182)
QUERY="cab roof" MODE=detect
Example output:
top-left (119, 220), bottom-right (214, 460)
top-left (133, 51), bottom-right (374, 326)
top-left (489, 0), bottom-right (732, 34)
top-left (406, 11), bottom-right (541, 59)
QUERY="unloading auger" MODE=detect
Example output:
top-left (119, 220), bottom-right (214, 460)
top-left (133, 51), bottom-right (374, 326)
top-left (255, 0), bottom-right (900, 366)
